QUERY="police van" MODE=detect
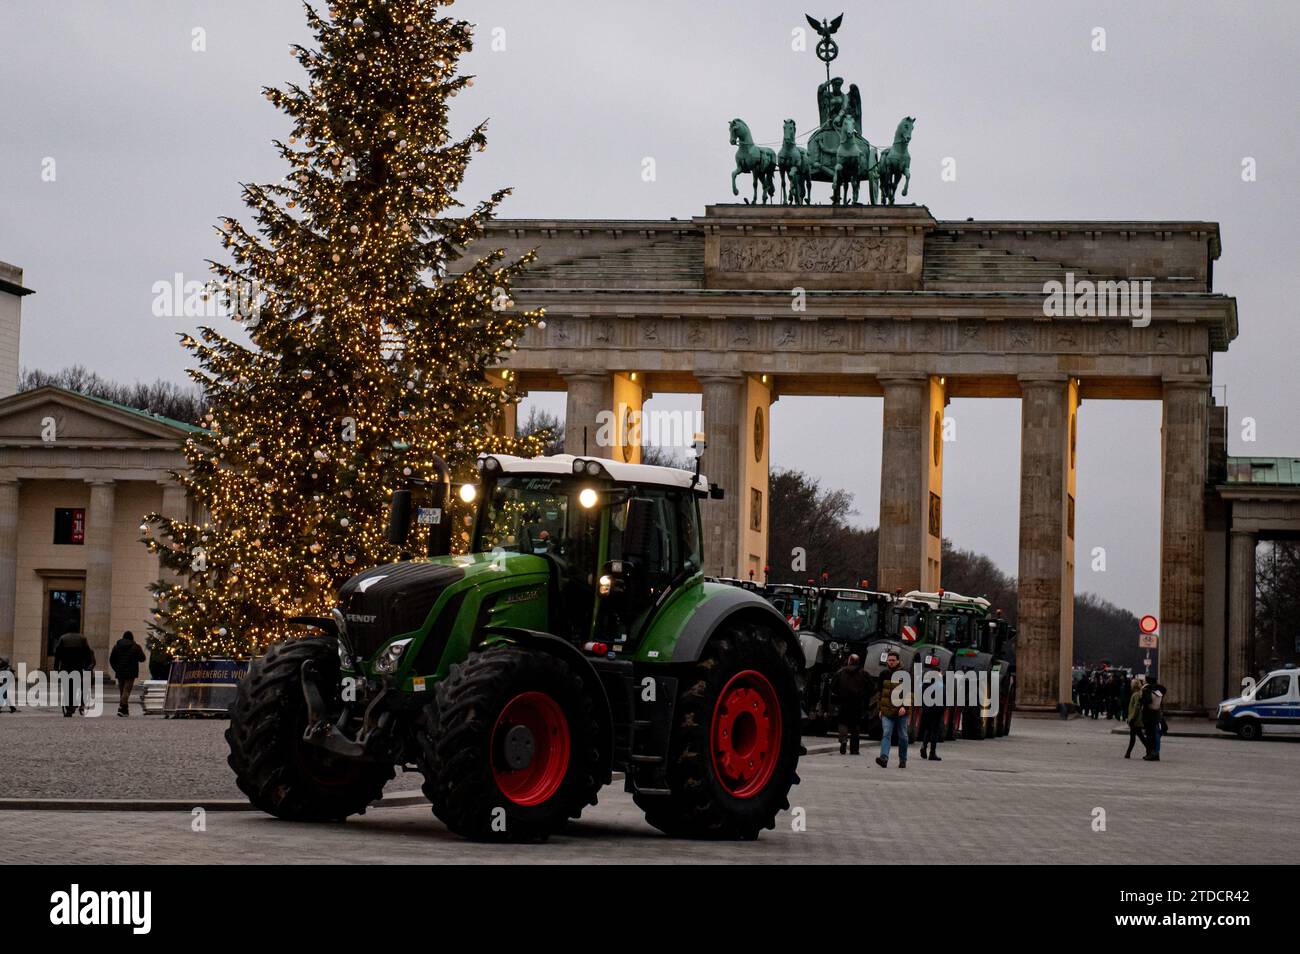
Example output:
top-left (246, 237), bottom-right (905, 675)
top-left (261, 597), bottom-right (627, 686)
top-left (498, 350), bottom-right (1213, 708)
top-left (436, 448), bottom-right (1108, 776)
top-left (1215, 665), bottom-right (1300, 740)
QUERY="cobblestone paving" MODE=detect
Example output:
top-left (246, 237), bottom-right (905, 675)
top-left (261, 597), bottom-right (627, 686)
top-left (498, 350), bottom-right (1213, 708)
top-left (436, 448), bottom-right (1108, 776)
top-left (0, 707), bottom-right (425, 800)
top-left (2, 713), bottom-right (1297, 863)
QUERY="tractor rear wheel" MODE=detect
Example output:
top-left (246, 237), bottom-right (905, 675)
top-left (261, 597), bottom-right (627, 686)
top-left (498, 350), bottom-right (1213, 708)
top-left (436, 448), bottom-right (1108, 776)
top-left (635, 622), bottom-right (801, 840)
top-left (419, 646), bottom-right (602, 841)
top-left (225, 637), bottom-right (393, 822)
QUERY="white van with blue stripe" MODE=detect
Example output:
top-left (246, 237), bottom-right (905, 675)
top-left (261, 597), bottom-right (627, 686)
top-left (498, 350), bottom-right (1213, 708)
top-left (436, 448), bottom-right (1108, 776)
top-left (1216, 666), bottom-right (1300, 740)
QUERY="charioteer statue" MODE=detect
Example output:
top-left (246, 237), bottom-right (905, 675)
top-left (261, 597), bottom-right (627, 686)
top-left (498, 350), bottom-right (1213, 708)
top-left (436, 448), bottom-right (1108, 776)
top-left (731, 12), bottom-right (915, 207)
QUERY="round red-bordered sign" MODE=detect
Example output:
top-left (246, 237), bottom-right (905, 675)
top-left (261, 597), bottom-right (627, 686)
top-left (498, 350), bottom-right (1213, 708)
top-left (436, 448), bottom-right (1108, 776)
top-left (1139, 614), bottom-right (1159, 634)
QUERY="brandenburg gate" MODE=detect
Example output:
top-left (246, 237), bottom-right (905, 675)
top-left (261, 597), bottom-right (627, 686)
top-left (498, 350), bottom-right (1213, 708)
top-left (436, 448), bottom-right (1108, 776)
top-left (488, 203), bottom-right (1239, 714)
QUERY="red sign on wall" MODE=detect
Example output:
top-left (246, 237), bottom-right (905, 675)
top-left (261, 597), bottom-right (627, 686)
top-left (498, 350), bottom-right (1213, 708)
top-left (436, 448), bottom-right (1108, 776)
top-left (70, 509), bottom-right (85, 544)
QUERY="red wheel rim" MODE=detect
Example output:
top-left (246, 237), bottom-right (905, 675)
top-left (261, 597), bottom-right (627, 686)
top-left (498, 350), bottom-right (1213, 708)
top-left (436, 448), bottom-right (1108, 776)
top-left (491, 691), bottom-right (571, 806)
top-left (710, 669), bottom-right (782, 799)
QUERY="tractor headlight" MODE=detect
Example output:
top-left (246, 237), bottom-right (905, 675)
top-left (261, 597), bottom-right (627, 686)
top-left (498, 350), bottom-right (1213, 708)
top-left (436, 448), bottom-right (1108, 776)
top-left (579, 487), bottom-right (599, 509)
top-left (458, 483), bottom-right (478, 504)
top-left (373, 638), bottom-right (414, 675)
top-left (585, 460), bottom-right (601, 476)
top-left (572, 458), bottom-right (586, 474)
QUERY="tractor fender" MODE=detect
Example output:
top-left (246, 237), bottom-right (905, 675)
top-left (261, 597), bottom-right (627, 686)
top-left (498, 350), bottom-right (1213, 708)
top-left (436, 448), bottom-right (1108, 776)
top-left (669, 586), bottom-right (802, 671)
top-left (797, 631), bottom-right (824, 670)
top-left (479, 626), bottom-right (615, 779)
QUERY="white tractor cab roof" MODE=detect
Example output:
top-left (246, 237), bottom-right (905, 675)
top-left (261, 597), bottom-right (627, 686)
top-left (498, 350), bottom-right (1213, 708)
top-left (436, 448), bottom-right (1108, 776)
top-left (477, 453), bottom-right (711, 495)
top-left (902, 590), bottom-right (991, 612)
top-left (823, 587), bottom-right (891, 601)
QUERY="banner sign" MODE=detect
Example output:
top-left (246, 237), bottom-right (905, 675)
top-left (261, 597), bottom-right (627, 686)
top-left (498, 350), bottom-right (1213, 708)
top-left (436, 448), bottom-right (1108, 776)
top-left (163, 658), bottom-right (250, 716)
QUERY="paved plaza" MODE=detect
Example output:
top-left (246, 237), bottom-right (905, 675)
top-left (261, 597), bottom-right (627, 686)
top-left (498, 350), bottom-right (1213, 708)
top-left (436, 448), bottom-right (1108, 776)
top-left (1, 710), bottom-right (1295, 864)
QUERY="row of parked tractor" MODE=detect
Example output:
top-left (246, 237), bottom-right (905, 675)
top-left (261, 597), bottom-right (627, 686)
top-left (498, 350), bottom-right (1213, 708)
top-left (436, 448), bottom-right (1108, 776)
top-left (710, 578), bottom-right (1017, 742)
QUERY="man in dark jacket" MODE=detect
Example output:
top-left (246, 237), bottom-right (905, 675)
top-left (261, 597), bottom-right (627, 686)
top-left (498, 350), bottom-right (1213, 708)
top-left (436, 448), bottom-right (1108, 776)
top-left (918, 657), bottom-right (944, 761)
top-left (52, 631), bottom-right (95, 717)
top-left (1140, 677), bottom-right (1167, 761)
top-left (109, 631), bottom-right (147, 717)
top-left (832, 654), bottom-right (869, 755)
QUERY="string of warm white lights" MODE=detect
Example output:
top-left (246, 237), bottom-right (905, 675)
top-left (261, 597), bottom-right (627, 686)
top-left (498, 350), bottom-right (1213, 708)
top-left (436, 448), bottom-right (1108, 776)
top-left (141, 0), bottom-right (545, 660)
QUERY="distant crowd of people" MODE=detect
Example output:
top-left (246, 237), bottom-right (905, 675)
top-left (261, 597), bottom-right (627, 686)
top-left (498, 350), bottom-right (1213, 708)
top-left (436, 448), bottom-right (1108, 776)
top-left (1074, 668), bottom-right (1132, 720)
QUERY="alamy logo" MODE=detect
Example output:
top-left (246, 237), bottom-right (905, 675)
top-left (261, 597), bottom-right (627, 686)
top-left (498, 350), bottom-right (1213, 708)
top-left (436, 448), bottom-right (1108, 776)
top-left (0, 666), bottom-right (104, 716)
top-left (49, 884), bottom-right (151, 934)
top-left (1042, 272), bottom-right (1152, 327)
top-left (151, 272), bottom-right (263, 321)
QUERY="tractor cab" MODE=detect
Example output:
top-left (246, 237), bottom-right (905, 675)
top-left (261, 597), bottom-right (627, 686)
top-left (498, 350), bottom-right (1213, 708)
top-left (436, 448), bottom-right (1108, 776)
top-left (764, 582), bottom-right (820, 631)
top-left (469, 453), bottom-right (710, 653)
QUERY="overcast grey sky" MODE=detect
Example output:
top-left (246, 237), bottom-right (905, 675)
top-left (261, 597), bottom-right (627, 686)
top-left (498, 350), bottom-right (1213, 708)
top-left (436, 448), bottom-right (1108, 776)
top-left (1, 0), bottom-right (1296, 616)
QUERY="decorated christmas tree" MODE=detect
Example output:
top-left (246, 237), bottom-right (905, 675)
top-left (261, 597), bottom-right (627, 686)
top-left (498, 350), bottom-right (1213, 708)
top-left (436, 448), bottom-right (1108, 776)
top-left (143, 0), bottom-right (542, 659)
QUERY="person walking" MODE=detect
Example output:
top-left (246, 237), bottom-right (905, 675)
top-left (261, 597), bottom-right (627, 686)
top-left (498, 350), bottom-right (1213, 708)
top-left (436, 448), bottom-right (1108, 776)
top-left (1124, 676), bottom-right (1147, 758)
top-left (0, 655), bottom-right (16, 712)
top-left (108, 631), bottom-right (146, 718)
top-left (832, 653), bottom-right (869, 755)
top-left (874, 649), bottom-right (910, 769)
top-left (918, 658), bottom-right (944, 762)
top-left (52, 631), bottom-right (95, 717)
top-left (1140, 676), bottom-right (1167, 761)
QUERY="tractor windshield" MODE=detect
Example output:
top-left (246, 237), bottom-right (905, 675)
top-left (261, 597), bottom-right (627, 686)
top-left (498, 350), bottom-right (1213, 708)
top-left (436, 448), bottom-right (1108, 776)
top-left (817, 595), bottom-right (880, 642)
top-left (473, 476), bottom-right (596, 559)
top-left (933, 612), bottom-right (977, 649)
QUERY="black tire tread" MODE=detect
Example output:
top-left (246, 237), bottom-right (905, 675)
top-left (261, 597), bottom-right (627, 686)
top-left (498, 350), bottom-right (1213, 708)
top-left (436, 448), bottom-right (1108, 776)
top-left (225, 637), bottom-right (393, 822)
top-left (417, 645), bottom-right (602, 842)
top-left (634, 622), bottom-right (802, 840)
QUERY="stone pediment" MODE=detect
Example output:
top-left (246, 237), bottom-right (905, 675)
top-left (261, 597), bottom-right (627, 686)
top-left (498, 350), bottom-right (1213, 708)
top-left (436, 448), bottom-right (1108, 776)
top-left (0, 387), bottom-right (195, 448)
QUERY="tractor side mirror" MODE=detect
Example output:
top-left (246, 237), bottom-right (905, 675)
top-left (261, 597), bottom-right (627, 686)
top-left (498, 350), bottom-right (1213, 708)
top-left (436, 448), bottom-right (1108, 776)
top-left (387, 489), bottom-right (413, 546)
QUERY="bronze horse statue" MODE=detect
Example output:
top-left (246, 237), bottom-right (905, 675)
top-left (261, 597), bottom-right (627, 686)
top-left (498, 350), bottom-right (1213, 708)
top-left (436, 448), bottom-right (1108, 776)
top-left (776, 119), bottom-right (813, 205)
top-left (729, 118), bottom-right (776, 205)
top-left (829, 114), bottom-right (876, 206)
top-left (879, 116), bottom-right (914, 205)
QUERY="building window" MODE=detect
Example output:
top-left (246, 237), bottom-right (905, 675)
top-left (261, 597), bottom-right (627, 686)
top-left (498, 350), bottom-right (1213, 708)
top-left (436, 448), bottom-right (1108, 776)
top-left (54, 508), bottom-right (85, 545)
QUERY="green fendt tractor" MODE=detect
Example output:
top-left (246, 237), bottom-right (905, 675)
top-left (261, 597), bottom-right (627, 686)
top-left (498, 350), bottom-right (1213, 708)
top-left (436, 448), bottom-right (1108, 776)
top-left (890, 590), bottom-right (1014, 740)
top-left (225, 452), bottom-right (804, 841)
top-left (794, 587), bottom-right (891, 733)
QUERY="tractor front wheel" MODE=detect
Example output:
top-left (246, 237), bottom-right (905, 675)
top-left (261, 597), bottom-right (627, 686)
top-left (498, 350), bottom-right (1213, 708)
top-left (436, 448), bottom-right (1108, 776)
top-left (635, 622), bottom-right (801, 840)
top-left (419, 646), bottom-right (602, 841)
top-left (225, 637), bottom-right (393, 822)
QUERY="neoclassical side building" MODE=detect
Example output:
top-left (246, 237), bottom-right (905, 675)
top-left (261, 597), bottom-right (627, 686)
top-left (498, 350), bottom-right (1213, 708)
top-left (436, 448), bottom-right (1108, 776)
top-left (0, 386), bottom-right (197, 671)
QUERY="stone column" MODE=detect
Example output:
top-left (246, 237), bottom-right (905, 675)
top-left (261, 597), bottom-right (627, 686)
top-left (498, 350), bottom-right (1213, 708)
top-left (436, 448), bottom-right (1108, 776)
top-left (1227, 529), bottom-right (1257, 696)
top-left (877, 373), bottom-right (944, 593)
top-left (609, 372), bottom-right (645, 465)
top-left (485, 371), bottom-right (519, 439)
top-left (1016, 375), bottom-right (1075, 709)
top-left (698, 373), bottom-right (744, 578)
top-left (0, 480), bottom-right (18, 662)
top-left (84, 479), bottom-right (116, 660)
top-left (737, 374), bottom-right (773, 583)
top-left (157, 480), bottom-right (190, 585)
top-left (1160, 379), bottom-right (1209, 711)
top-left (561, 371), bottom-right (611, 458)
